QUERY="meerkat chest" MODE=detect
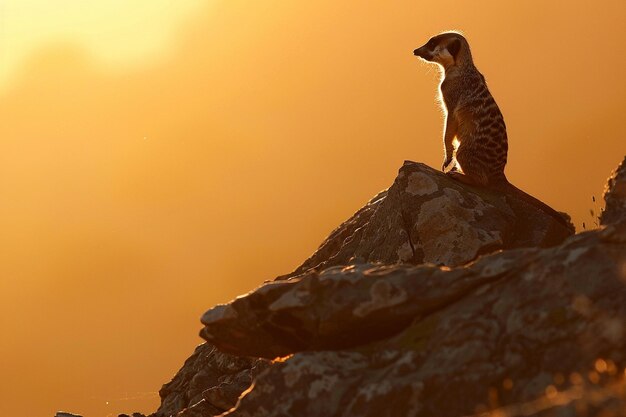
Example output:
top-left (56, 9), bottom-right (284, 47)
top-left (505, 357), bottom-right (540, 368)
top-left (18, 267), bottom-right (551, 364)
top-left (440, 74), bottom-right (476, 111)
top-left (440, 79), bottom-right (462, 113)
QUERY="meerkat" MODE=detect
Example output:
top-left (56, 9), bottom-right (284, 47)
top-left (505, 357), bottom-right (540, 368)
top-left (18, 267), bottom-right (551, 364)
top-left (413, 32), bottom-right (571, 228)
top-left (414, 32), bottom-right (508, 185)
top-left (413, 32), bottom-right (570, 228)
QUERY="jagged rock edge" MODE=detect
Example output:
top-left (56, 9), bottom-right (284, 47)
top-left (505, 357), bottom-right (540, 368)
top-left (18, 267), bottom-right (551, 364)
top-left (279, 189), bottom-right (388, 280)
top-left (222, 250), bottom-right (545, 414)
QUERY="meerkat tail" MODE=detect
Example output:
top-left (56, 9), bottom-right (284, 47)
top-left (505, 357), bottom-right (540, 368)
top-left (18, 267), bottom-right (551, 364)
top-left (490, 179), bottom-right (573, 230)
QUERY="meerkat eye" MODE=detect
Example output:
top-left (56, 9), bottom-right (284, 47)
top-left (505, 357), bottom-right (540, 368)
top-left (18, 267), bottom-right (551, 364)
top-left (447, 39), bottom-right (461, 58)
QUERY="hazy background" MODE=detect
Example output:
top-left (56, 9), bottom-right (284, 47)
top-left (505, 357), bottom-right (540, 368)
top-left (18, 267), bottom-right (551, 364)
top-left (0, 1), bottom-right (624, 416)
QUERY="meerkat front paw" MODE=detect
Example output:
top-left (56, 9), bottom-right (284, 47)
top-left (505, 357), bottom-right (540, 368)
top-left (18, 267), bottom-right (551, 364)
top-left (442, 157), bottom-right (453, 172)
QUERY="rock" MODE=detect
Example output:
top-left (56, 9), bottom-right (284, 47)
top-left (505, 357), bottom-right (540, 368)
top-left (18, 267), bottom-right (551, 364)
top-left (136, 158), bottom-right (624, 417)
top-left (55, 413), bottom-right (83, 417)
top-left (200, 262), bottom-right (517, 358)
top-left (221, 219), bottom-right (626, 417)
top-left (281, 162), bottom-right (573, 278)
top-left (200, 161), bottom-right (574, 358)
top-left (601, 156), bottom-right (626, 226)
top-left (150, 343), bottom-right (269, 417)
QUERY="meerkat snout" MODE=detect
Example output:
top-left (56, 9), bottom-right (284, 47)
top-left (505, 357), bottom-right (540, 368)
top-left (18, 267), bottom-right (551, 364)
top-left (413, 47), bottom-right (432, 60)
top-left (413, 33), bottom-right (463, 69)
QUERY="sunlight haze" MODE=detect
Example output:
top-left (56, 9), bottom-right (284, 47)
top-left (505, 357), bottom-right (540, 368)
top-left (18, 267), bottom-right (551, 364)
top-left (0, 1), bottom-right (624, 416)
top-left (0, 0), bottom-right (207, 89)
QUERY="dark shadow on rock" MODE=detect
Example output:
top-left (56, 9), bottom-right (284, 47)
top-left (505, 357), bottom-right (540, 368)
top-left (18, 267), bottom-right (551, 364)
top-left (148, 344), bottom-right (268, 417)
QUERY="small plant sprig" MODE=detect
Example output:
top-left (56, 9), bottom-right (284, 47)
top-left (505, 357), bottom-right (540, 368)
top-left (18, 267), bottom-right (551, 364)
top-left (583, 196), bottom-right (603, 230)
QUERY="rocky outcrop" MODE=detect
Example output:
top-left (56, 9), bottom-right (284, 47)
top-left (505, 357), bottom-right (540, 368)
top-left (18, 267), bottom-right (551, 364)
top-left (199, 161), bottom-right (574, 358)
top-left (200, 261), bottom-right (512, 358)
top-left (282, 161), bottom-right (573, 276)
top-left (214, 222), bottom-right (626, 416)
top-left (135, 158), bottom-right (625, 417)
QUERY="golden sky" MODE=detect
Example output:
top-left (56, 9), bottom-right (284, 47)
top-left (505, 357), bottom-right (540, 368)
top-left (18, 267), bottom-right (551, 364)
top-left (1, 1), bottom-right (625, 416)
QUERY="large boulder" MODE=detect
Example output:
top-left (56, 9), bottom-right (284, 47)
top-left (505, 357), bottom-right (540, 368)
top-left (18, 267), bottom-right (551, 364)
top-left (200, 261), bottom-right (514, 358)
top-left (138, 158), bottom-right (626, 417)
top-left (200, 161), bottom-right (574, 358)
top-left (283, 161), bottom-right (573, 276)
top-left (218, 222), bottom-right (626, 416)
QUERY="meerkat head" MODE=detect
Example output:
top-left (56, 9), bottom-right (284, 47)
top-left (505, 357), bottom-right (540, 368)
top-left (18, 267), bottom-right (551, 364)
top-left (413, 32), bottom-right (470, 70)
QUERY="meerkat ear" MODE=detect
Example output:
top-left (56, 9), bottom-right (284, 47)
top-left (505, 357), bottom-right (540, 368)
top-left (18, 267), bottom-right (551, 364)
top-left (447, 39), bottom-right (461, 59)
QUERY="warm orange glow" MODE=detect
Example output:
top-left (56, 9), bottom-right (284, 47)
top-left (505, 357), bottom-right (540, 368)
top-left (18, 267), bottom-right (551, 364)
top-left (544, 385), bottom-right (558, 400)
top-left (570, 372), bottom-right (584, 385)
top-left (588, 371), bottom-right (601, 384)
top-left (272, 354), bottom-right (294, 363)
top-left (1, 1), bottom-right (625, 416)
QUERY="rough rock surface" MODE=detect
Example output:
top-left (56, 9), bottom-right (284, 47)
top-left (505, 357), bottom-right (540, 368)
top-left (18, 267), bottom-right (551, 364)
top-left (218, 222), bottom-right (626, 416)
top-left (200, 261), bottom-right (514, 358)
top-left (148, 344), bottom-right (268, 417)
top-left (200, 161), bottom-right (574, 358)
top-left (135, 159), bottom-right (625, 417)
top-left (601, 156), bottom-right (626, 226)
top-left (282, 161), bottom-right (573, 276)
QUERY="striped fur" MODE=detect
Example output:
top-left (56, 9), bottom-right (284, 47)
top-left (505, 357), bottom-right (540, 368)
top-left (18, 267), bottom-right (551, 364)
top-left (414, 32), bottom-right (508, 187)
